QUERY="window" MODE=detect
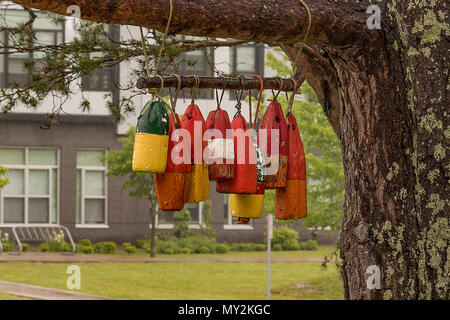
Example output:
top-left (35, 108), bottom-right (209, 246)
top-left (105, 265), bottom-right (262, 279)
top-left (163, 35), bottom-right (214, 99)
top-left (0, 9), bottom-right (64, 87)
top-left (0, 147), bottom-right (59, 225)
top-left (230, 43), bottom-right (265, 77)
top-left (156, 202), bottom-right (204, 229)
top-left (76, 150), bottom-right (108, 226)
top-left (82, 25), bottom-right (120, 92)
top-left (223, 195), bottom-right (253, 230)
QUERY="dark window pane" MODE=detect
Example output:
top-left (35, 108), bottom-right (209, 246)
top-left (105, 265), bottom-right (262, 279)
top-left (4, 198), bottom-right (25, 223)
top-left (85, 199), bottom-right (105, 224)
top-left (29, 198), bottom-right (49, 223)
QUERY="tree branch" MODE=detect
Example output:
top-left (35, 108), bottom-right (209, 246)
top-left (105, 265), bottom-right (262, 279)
top-left (282, 45), bottom-right (341, 138)
top-left (12, 0), bottom-right (369, 48)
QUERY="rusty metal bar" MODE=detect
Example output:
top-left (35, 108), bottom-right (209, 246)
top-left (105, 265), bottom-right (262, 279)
top-left (136, 76), bottom-right (300, 92)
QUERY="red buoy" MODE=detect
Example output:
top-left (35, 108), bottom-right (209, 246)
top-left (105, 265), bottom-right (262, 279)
top-left (181, 104), bottom-right (209, 203)
top-left (155, 113), bottom-right (190, 211)
top-left (205, 107), bottom-right (235, 180)
top-left (258, 101), bottom-right (288, 189)
top-left (216, 114), bottom-right (260, 194)
top-left (275, 113), bottom-right (307, 220)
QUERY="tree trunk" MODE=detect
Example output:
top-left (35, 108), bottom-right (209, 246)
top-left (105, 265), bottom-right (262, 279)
top-left (330, 2), bottom-right (449, 300)
top-left (11, 0), bottom-right (449, 299)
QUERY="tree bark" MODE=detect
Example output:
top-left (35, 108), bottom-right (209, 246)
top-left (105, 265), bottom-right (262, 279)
top-left (11, 0), bottom-right (449, 299)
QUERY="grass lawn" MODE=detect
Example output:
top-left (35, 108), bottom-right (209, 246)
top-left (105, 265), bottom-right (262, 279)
top-left (0, 261), bottom-right (343, 300)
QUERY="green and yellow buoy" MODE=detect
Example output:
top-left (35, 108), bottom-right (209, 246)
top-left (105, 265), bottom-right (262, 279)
top-left (132, 100), bottom-right (170, 173)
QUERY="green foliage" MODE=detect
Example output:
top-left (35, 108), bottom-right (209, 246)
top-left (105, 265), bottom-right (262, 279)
top-left (163, 247), bottom-right (174, 255)
top-left (0, 167), bottom-right (9, 189)
top-left (181, 247), bottom-right (191, 254)
top-left (230, 243), bottom-right (265, 252)
top-left (271, 226), bottom-right (299, 246)
top-left (264, 48), bottom-right (344, 231)
top-left (199, 246), bottom-right (211, 254)
top-left (272, 244), bottom-right (282, 251)
top-left (136, 239), bottom-right (150, 250)
top-left (39, 243), bottom-right (49, 252)
top-left (254, 244), bottom-right (266, 251)
top-left (82, 246), bottom-right (94, 254)
top-left (155, 236), bottom-right (219, 254)
top-left (78, 239), bottom-right (92, 247)
top-left (215, 244), bottom-right (230, 254)
top-left (124, 245), bottom-right (137, 254)
top-left (21, 243), bottom-right (30, 252)
top-left (94, 242), bottom-right (117, 254)
top-left (173, 207), bottom-right (191, 239)
top-left (63, 242), bottom-right (73, 252)
top-left (200, 200), bottom-right (216, 238)
top-left (304, 240), bottom-right (319, 251)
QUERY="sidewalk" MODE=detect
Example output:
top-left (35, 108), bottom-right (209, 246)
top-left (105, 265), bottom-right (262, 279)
top-left (0, 280), bottom-right (115, 300)
top-left (0, 252), bottom-right (325, 263)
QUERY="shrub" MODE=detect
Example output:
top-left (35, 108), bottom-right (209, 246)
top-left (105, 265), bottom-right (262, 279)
top-left (2, 241), bottom-right (13, 252)
top-left (199, 246), bottom-right (210, 254)
top-left (181, 247), bottom-right (191, 254)
top-left (254, 244), bottom-right (266, 251)
top-left (305, 240), bottom-right (319, 251)
top-left (82, 246), bottom-right (94, 254)
top-left (125, 245), bottom-right (137, 254)
top-left (173, 208), bottom-right (191, 238)
top-left (122, 242), bottom-right (132, 248)
top-left (282, 239), bottom-right (300, 251)
top-left (272, 226), bottom-right (299, 247)
top-left (163, 247), bottom-right (174, 255)
top-left (95, 242), bottom-right (117, 254)
top-left (215, 244), bottom-right (229, 254)
top-left (40, 243), bottom-right (49, 252)
top-left (272, 244), bottom-right (282, 251)
top-left (63, 242), bottom-right (73, 252)
top-left (247, 243), bottom-right (258, 251)
top-left (78, 239), bottom-right (92, 247)
top-left (299, 242), bottom-right (307, 250)
top-left (136, 239), bottom-right (150, 249)
top-left (21, 243), bottom-right (30, 252)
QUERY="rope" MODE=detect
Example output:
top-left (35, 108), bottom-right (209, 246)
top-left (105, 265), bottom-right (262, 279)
top-left (138, 0), bottom-right (174, 118)
top-left (253, 75), bottom-right (264, 128)
top-left (286, 0), bottom-right (311, 115)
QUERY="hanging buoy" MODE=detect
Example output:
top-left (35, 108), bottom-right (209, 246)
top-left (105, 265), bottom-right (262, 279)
top-left (155, 113), bottom-right (191, 211)
top-left (275, 113), bottom-right (307, 220)
top-left (258, 100), bottom-right (288, 189)
top-left (216, 114), bottom-right (259, 194)
top-left (206, 107), bottom-right (235, 180)
top-left (132, 100), bottom-right (169, 173)
top-left (181, 103), bottom-right (209, 203)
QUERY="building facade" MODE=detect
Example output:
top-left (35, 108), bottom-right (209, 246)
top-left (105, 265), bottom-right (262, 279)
top-left (0, 6), bottom-right (336, 245)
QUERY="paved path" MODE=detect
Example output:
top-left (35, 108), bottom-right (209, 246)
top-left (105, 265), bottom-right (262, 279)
top-left (0, 252), bottom-right (326, 263)
top-left (0, 280), bottom-right (115, 300)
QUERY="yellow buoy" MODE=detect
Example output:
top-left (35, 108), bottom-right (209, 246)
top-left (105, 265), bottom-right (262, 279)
top-left (186, 163), bottom-right (209, 203)
top-left (229, 193), bottom-right (265, 220)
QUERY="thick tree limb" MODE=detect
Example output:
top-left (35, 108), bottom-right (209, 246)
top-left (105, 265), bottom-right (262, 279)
top-left (12, 0), bottom-right (369, 48)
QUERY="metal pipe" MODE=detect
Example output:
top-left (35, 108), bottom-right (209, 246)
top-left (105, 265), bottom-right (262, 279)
top-left (137, 76), bottom-right (300, 92)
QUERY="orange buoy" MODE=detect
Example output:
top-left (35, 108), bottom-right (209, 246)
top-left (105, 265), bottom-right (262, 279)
top-left (205, 107), bottom-right (235, 180)
top-left (258, 100), bottom-right (288, 188)
top-left (275, 113), bottom-right (307, 220)
top-left (181, 104), bottom-right (209, 203)
top-left (155, 113), bottom-right (191, 211)
top-left (216, 114), bottom-right (259, 194)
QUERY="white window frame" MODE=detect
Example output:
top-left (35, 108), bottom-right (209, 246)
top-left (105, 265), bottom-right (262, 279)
top-left (223, 195), bottom-right (254, 230)
top-left (155, 202), bottom-right (204, 230)
top-left (0, 146), bottom-right (60, 226)
top-left (75, 149), bottom-right (108, 228)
